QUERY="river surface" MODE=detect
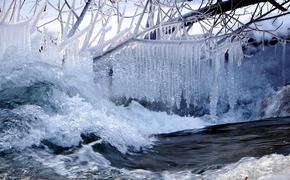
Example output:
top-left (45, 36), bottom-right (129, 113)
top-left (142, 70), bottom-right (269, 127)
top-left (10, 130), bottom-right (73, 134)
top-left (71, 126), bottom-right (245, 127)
top-left (1, 105), bottom-right (290, 179)
top-left (0, 49), bottom-right (290, 179)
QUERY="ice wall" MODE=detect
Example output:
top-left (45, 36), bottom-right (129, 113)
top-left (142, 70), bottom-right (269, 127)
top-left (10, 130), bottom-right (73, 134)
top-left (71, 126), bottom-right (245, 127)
top-left (95, 38), bottom-right (243, 116)
top-left (0, 22), bottom-right (31, 58)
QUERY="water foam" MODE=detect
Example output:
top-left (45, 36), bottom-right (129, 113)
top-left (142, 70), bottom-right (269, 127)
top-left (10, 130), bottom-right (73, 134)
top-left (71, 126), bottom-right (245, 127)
top-left (162, 154), bottom-right (290, 180)
top-left (0, 45), bottom-right (209, 153)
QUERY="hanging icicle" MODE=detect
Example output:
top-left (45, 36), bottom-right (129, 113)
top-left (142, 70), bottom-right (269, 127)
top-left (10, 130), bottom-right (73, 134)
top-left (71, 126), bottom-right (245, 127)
top-left (96, 33), bottom-right (244, 116)
top-left (0, 21), bottom-right (31, 58)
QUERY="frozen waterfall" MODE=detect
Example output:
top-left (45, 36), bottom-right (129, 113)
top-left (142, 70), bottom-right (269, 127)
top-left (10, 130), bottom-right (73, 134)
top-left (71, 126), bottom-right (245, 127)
top-left (0, 22), bottom-right (31, 58)
top-left (95, 37), bottom-right (244, 116)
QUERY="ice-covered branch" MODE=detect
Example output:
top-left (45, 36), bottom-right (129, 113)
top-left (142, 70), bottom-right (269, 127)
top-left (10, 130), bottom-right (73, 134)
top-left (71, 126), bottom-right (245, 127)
top-left (30, 0), bottom-right (47, 33)
top-left (67, 0), bottom-right (92, 38)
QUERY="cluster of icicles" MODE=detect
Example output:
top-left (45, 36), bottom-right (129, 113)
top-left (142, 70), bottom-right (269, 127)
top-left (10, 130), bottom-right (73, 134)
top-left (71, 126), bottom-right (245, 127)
top-left (96, 37), bottom-right (244, 116)
top-left (0, 22), bottom-right (31, 57)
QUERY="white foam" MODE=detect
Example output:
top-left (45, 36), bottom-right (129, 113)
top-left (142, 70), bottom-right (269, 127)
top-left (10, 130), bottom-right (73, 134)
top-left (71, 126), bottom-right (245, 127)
top-left (0, 45), bottom-right (209, 153)
top-left (205, 154), bottom-right (290, 180)
top-left (162, 154), bottom-right (290, 180)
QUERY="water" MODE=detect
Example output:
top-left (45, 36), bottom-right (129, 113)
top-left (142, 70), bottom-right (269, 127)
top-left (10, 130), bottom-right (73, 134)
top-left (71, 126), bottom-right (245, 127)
top-left (0, 22), bottom-right (289, 178)
top-left (0, 48), bottom-right (207, 179)
top-left (1, 103), bottom-right (290, 179)
top-left (0, 44), bottom-right (289, 179)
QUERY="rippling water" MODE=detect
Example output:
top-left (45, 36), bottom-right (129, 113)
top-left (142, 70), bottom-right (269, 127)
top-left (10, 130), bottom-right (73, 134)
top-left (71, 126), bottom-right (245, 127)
top-left (106, 117), bottom-right (290, 172)
top-left (1, 111), bottom-right (290, 179)
top-left (0, 50), bottom-right (290, 179)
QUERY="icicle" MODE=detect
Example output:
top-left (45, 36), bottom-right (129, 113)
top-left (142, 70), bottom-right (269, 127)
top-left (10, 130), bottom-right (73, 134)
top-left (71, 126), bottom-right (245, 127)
top-left (0, 21), bottom-right (31, 58)
top-left (282, 40), bottom-right (287, 86)
top-left (184, 42), bottom-right (190, 106)
top-left (145, 43), bottom-right (150, 100)
top-left (262, 32), bottom-right (265, 51)
top-left (196, 42), bottom-right (201, 101)
top-left (227, 40), bottom-right (243, 111)
top-left (138, 43), bottom-right (142, 99)
top-left (103, 35), bottom-right (244, 115)
top-left (227, 41), bottom-right (235, 111)
top-left (237, 41), bottom-right (243, 66)
top-left (160, 42), bottom-right (165, 102)
top-left (209, 47), bottom-right (221, 116)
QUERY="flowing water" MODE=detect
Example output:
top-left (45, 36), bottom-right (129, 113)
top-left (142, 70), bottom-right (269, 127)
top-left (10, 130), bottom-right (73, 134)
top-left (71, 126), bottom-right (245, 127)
top-left (0, 44), bottom-right (290, 179)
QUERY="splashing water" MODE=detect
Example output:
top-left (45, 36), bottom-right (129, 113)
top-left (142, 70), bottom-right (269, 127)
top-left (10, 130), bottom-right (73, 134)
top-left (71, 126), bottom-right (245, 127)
top-left (0, 25), bottom-right (289, 179)
top-left (0, 44), bottom-right (210, 154)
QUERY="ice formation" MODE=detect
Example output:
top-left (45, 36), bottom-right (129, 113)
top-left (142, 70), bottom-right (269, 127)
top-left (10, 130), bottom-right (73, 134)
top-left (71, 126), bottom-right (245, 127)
top-left (96, 36), bottom-right (244, 116)
top-left (0, 22), bottom-right (31, 58)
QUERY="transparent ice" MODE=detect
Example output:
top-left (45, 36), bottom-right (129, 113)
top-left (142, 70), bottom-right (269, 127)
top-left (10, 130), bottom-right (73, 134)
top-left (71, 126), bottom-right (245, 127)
top-left (97, 37), bottom-right (244, 116)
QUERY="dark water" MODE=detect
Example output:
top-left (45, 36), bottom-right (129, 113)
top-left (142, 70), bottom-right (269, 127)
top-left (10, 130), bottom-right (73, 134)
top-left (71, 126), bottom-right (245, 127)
top-left (89, 117), bottom-right (290, 172)
top-left (0, 82), bottom-right (290, 179)
top-left (1, 115), bottom-right (290, 179)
